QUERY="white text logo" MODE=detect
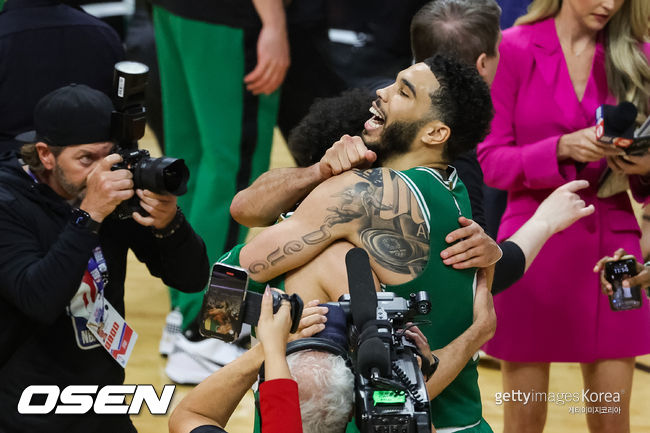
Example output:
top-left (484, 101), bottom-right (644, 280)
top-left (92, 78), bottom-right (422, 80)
top-left (17, 385), bottom-right (175, 415)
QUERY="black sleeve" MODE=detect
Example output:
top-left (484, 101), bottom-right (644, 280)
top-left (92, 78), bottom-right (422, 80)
top-left (492, 240), bottom-right (526, 295)
top-left (126, 211), bottom-right (210, 292)
top-left (190, 426), bottom-right (228, 433)
top-left (452, 150), bottom-right (486, 231)
top-left (0, 205), bottom-right (98, 325)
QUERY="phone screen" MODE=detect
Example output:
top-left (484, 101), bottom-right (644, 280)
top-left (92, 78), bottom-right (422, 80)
top-left (605, 258), bottom-right (642, 311)
top-left (199, 263), bottom-right (248, 342)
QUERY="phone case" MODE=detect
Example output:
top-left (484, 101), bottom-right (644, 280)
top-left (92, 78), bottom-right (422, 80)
top-left (198, 264), bottom-right (249, 342)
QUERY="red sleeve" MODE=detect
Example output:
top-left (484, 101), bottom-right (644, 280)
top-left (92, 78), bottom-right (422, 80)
top-left (259, 379), bottom-right (302, 433)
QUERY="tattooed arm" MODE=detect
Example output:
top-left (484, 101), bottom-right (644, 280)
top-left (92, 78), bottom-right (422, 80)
top-left (239, 167), bottom-right (430, 286)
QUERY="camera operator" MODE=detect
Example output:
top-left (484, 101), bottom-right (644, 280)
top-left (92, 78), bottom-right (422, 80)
top-left (170, 293), bottom-right (353, 433)
top-left (0, 83), bottom-right (209, 433)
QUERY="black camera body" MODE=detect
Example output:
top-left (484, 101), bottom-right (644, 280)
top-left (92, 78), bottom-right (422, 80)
top-left (339, 292), bottom-right (431, 433)
top-left (109, 61), bottom-right (189, 219)
top-left (604, 256), bottom-right (642, 311)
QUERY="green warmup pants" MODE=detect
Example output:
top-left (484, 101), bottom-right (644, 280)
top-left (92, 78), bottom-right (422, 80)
top-left (154, 7), bottom-right (279, 329)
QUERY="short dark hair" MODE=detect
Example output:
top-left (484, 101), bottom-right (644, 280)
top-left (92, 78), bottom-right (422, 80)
top-left (411, 0), bottom-right (501, 64)
top-left (287, 89), bottom-right (374, 167)
top-left (423, 55), bottom-right (493, 162)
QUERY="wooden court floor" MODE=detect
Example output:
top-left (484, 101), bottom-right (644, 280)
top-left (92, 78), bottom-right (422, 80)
top-left (123, 130), bottom-right (650, 433)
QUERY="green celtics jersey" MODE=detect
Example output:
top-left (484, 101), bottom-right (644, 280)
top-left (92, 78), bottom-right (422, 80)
top-left (219, 166), bottom-right (490, 432)
top-left (387, 166), bottom-right (488, 432)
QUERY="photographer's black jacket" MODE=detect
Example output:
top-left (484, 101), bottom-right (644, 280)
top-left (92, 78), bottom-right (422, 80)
top-left (0, 152), bottom-right (209, 433)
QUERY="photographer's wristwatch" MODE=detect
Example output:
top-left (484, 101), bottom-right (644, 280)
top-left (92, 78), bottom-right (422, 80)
top-left (71, 208), bottom-right (101, 234)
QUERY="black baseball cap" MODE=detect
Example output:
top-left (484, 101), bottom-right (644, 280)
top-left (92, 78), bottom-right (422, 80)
top-left (15, 83), bottom-right (114, 146)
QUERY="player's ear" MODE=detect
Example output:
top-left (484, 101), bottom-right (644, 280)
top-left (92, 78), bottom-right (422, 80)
top-left (421, 120), bottom-right (450, 146)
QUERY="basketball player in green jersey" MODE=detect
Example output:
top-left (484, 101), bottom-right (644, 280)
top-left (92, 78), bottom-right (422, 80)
top-left (222, 55), bottom-right (495, 432)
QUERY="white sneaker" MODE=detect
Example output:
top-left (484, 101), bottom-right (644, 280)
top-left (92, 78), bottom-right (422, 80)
top-left (159, 309), bottom-right (183, 357)
top-left (164, 334), bottom-right (247, 385)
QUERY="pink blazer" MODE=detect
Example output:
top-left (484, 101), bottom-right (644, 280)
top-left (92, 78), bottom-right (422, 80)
top-left (478, 17), bottom-right (649, 242)
top-left (477, 18), bottom-right (650, 361)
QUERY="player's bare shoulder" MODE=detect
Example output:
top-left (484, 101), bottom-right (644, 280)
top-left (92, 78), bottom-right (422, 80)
top-left (320, 168), bottom-right (430, 280)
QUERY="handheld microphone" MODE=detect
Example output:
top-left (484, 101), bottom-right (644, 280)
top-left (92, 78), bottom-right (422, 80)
top-left (595, 102), bottom-right (637, 148)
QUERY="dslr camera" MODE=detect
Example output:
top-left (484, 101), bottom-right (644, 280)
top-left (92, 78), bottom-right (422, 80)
top-left (110, 61), bottom-right (189, 219)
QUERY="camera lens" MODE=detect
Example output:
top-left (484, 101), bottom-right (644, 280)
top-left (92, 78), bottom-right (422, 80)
top-left (133, 156), bottom-right (189, 195)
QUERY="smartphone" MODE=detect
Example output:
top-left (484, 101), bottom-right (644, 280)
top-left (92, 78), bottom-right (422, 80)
top-left (198, 263), bottom-right (249, 342)
top-left (604, 256), bottom-right (642, 311)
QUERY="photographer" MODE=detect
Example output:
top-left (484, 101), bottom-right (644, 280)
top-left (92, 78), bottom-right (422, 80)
top-left (0, 84), bottom-right (209, 433)
top-left (170, 293), bottom-right (353, 433)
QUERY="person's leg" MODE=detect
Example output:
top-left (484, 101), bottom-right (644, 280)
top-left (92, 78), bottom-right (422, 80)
top-left (167, 21), bottom-right (278, 325)
top-left (501, 361), bottom-right (550, 433)
top-left (580, 357), bottom-right (634, 433)
top-left (153, 6), bottom-right (203, 328)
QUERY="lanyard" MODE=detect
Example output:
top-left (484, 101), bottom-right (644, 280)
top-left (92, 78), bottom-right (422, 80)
top-left (25, 167), bottom-right (39, 183)
top-left (88, 246), bottom-right (109, 294)
top-left (88, 246), bottom-right (109, 325)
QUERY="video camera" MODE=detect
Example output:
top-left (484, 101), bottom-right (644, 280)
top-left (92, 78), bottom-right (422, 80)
top-left (110, 61), bottom-right (189, 219)
top-left (328, 248), bottom-right (433, 433)
top-left (198, 248), bottom-right (433, 433)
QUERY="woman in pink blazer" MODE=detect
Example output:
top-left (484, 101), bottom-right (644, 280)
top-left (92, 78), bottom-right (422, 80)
top-left (477, 0), bottom-right (650, 432)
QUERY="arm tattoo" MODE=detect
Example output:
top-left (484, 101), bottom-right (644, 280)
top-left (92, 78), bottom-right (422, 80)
top-left (340, 169), bottom-right (429, 276)
top-left (248, 168), bottom-right (429, 277)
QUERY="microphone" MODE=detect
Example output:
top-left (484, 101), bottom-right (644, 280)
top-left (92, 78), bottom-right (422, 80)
top-left (595, 102), bottom-right (637, 148)
top-left (346, 248), bottom-right (377, 329)
top-left (345, 248), bottom-right (393, 380)
top-left (357, 336), bottom-right (391, 379)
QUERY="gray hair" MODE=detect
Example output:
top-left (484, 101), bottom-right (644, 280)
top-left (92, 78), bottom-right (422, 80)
top-left (287, 350), bottom-right (355, 433)
top-left (410, 0), bottom-right (502, 64)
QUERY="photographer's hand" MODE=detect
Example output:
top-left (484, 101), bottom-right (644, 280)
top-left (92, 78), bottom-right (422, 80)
top-left (80, 154), bottom-right (134, 222)
top-left (441, 217), bottom-right (502, 269)
top-left (257, 287), bottom-right (293, 380)
top-left (132, 189), bottom-right (177, 229)
top-left (404, 324), bottom-right (435, 368)
top-left (288, 299), bottom-right (328, 342)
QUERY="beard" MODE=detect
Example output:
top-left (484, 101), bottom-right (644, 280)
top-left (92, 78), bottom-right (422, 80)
top-left (367, 119), bottom-right (427, 166)
top-left (53, 164), bottom-right (86, 200)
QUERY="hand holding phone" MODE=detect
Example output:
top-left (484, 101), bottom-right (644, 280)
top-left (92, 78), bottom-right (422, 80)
top-left (199, 263), bottom-right (304, 342)
top-left (604, 256), bottom-right (643, 311)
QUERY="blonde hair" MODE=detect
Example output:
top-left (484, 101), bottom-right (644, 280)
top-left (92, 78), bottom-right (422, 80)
top-left (515, 0), bottom-right (650, 119)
